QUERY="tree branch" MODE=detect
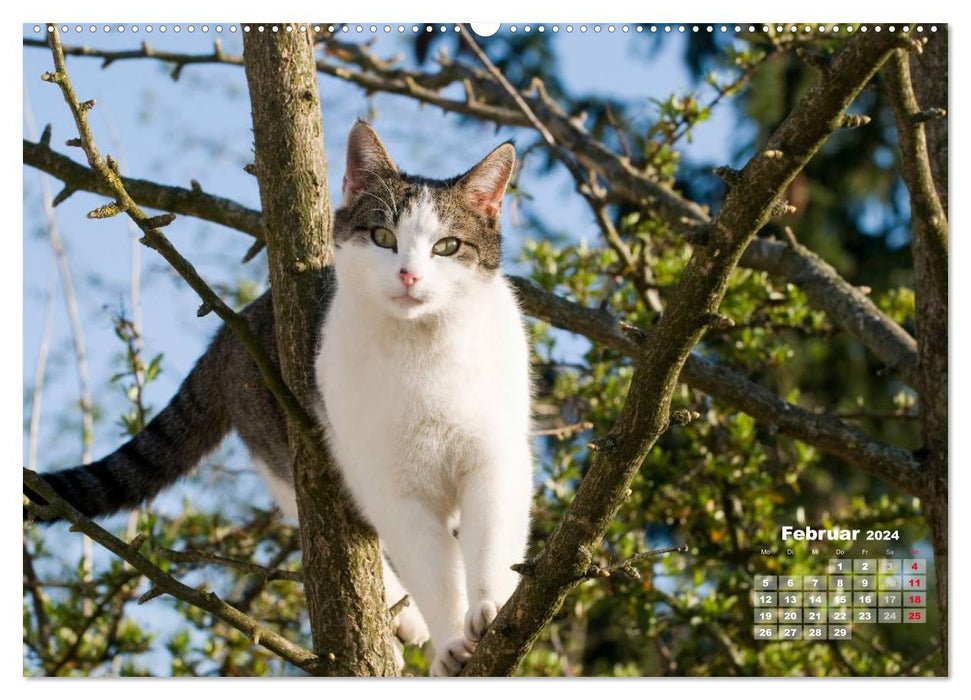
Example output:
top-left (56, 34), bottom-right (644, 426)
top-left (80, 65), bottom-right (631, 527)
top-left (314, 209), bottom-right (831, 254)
top-left (739, 237), bottom-right (919, 386)
top-left (508, 276), bottom-right (923, 494)
top-left (158, 546), bottom-right (302, 582)
top-left (24, 36), bottom-right (244, 77)
top-left (905, 28), bottom-right (947, 213)
top-left (23, 469), bottom-right (320, 674)
top-left (585, 543), bottom-right (689, 580)
top-left (462, 28), bottom-right (903, 676)
top-left (22, 139), bottom-right (266, 240)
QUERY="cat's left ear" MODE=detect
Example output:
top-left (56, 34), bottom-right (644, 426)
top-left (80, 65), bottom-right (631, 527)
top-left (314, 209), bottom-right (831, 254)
top-left (342, 120), bottom-right (399, 203)
top-left (457, 142), bottom-right (516, 218)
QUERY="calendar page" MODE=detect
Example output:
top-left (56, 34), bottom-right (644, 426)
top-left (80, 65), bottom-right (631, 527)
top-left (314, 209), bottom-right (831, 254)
top-left (753, 538), bottom-right (932, 644)
top-left (22, 17), bottom-right (948, 679)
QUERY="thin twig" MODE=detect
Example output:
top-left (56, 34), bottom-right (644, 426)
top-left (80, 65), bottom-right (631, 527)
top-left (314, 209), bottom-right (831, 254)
top-left (104, 111), bottom-right (147, 426)
top-left (23, 540), bottom-right (52, 653)
top-left (24, 36), bottom-right (243, 77)
top-left (531, 421), bottom-right (594, 438)
top-left (25, 96), bottom-right (97, 611)
top-left (458, 24), bottom-right (589, 187)
top-left (158, 546), bottom-right (302, 583)
top-left (232, 535), bottom-right (301, 613)
top-left (48, 572), bottom-right (138, 676)
top-left (388, 595), bottom-right (410, 618)
top-left (591, 203), bottom-right (664, 313)
top-left (586, 543), bottom-right (689, 579)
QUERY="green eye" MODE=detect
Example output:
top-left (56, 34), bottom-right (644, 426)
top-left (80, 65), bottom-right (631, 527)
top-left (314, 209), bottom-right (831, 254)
top-left (432, 237), bottom-right (460, 257)
top-left (371, 227), bottom-right (397, 250)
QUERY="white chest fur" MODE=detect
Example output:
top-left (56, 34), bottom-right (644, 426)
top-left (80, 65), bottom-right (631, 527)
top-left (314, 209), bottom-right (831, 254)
top-left (315, 276), bottom-right (531, 516)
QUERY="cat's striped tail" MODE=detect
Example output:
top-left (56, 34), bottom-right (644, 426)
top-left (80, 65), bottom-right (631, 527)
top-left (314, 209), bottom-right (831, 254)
top-left (24, 341), bottom-right (233, 521)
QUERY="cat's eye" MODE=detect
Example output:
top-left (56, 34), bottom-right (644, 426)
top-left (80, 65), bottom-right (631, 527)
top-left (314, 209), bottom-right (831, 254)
top-left (371, 227), bottom-right (397, 250)
top-left (432, 237), bottom-right (461, 257)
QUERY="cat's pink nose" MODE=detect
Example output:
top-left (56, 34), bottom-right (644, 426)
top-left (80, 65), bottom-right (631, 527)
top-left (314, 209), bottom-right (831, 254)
top-left (398, 269), bottom-right (420, 289)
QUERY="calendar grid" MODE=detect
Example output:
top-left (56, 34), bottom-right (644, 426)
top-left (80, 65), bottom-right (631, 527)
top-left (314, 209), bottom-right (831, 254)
top-left (753, 559), bottom-right (926, 640)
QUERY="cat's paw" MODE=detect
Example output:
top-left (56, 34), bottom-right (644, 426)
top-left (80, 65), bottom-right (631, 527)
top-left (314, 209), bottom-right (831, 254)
top-left (464, 599), bottom-right (500, 642)
top-left (394, 605), bottom-right (430, 646)
top-left (430, 636), bottom-right (475, 676)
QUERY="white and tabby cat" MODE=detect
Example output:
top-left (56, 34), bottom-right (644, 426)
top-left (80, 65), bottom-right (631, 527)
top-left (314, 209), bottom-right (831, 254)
top-left (26, 121), bottom-right (534, 676)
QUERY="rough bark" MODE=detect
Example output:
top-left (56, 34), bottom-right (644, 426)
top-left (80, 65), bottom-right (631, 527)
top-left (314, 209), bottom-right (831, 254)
top-left (463, 29), bottom-right (902, 676)
top-left (909, 27), bottom-right (948, 214)
top-left (241, 28), bottom-right (398, 676)
top-left (885, 48), bottom-right (949, 675)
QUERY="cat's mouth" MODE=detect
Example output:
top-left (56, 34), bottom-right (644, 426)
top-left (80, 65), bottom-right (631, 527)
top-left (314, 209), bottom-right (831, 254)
top-left (391, 293), bottom-right (425, 308)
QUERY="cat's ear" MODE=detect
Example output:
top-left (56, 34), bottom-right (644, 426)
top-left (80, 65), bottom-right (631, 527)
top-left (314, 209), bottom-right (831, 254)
top-left (342, 120), bottom-right (398, 202)
top-left (457, 142), bottom-right (516, 218)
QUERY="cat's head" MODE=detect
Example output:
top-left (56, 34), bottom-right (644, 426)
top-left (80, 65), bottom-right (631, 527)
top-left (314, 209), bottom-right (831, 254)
top-left (333, 120), bottom-right (515, 320)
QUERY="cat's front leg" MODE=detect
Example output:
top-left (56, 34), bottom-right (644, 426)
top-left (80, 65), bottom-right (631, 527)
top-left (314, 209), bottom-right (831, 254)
top-left (368, 498), bottom-right (473, 676)
top-left (458, 445), bottom-right (533, 642)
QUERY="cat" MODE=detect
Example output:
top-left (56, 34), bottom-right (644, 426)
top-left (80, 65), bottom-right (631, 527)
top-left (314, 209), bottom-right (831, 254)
top-left (24, 120), bottom-right (535, 677)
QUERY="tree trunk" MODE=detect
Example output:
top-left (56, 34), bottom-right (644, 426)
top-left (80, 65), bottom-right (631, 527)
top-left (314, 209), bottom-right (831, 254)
top-left (242, 26), bottom-right (399, 676)
top-left (885, 49), bottom-right (949, 675)
top-left (909, 26), bottom-right (948, 214)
